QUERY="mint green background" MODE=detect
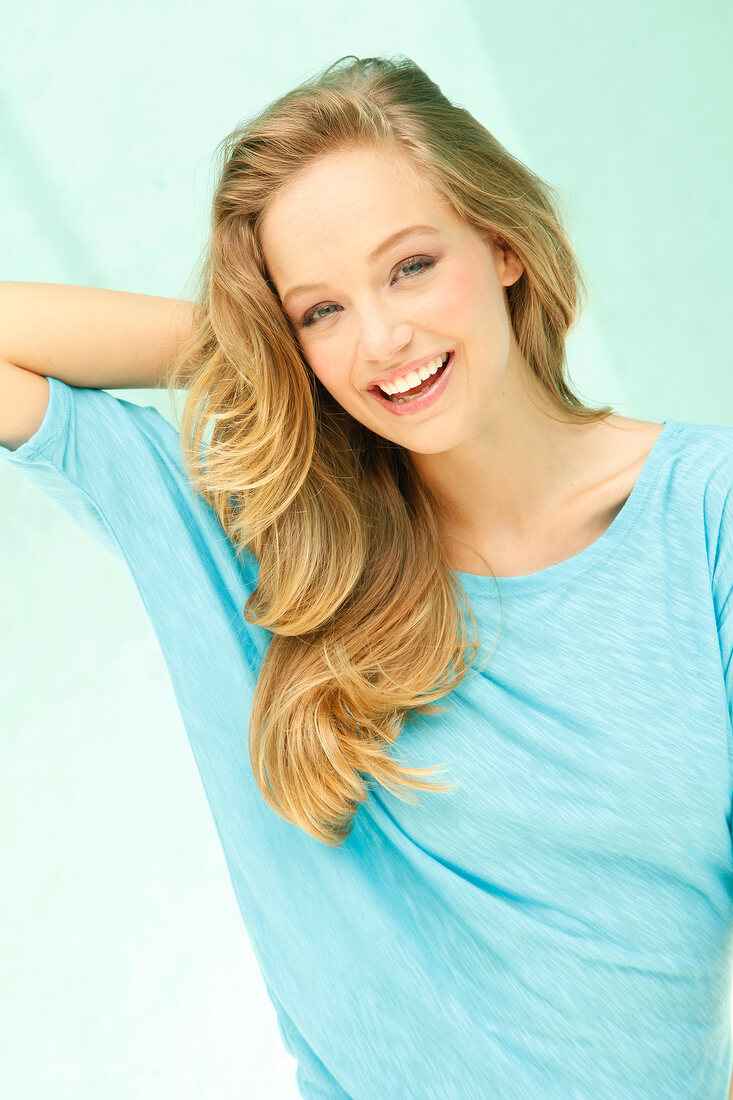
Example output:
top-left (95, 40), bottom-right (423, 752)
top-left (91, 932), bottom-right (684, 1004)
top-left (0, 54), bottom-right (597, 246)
top-left (1, 3), bottom-right (731, 1098)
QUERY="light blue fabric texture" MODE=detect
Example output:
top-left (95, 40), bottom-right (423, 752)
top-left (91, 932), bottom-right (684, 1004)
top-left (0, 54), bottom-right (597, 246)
top-left (3, 375), bottom-right (733, 1099)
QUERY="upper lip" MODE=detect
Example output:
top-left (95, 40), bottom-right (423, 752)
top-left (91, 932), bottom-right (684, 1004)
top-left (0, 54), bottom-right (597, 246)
top-left (366, 349), bottom-right (452, 390)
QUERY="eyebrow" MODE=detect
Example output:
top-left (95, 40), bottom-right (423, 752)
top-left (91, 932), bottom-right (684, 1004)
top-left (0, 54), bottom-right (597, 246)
top-left (281, 223), bottom-right (440, 309)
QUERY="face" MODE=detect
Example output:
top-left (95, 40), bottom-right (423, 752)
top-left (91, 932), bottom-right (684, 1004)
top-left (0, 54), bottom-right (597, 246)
top-left (260, 144), bottom-right (524, 454)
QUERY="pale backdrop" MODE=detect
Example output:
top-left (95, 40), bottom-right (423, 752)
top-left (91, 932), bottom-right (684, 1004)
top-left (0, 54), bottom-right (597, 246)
top-left (1, 1), bottom-right (731, 1097)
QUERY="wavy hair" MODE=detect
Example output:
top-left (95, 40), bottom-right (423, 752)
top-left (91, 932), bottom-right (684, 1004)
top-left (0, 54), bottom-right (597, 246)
top-left (166, 54), bottom-right (615, 847)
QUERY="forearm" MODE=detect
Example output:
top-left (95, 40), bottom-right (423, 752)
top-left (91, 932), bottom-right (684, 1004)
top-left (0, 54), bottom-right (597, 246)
top-left (0, 282), bottom-right (200, 389)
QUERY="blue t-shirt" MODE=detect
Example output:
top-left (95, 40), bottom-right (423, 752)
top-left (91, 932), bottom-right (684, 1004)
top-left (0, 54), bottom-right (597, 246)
top-left (3, 376), bottom-right (733, 1099)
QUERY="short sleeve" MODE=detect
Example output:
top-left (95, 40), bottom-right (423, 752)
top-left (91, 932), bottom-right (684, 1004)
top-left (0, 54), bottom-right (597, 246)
top-left (706, 440), bottom-right (733, 727)
top-left (0, 376), bottom-right (195, 562)
top-left (1, 375), bottom-right (271, 704)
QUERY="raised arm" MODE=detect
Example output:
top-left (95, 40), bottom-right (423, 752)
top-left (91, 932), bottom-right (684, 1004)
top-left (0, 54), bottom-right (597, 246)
top-left (0, 282), bottom-right (199, 450)
top-left (0, 281), bottom-right (199, 390)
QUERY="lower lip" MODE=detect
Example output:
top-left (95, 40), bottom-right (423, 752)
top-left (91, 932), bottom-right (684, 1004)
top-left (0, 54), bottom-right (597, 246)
top-left (368, 351), bottom-right (455, 416)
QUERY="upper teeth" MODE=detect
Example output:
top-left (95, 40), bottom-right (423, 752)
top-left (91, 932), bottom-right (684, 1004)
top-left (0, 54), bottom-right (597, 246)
top-left (377, 352), bottom-right (450, 395)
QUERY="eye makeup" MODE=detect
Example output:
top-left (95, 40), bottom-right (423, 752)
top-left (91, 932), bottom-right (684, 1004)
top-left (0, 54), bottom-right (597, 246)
top-left (297, 254), bottom-right (438, 328)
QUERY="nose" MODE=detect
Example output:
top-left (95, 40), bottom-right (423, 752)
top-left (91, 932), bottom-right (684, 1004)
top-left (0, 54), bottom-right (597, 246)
top-left (357, 309), bottom-right (413, 367)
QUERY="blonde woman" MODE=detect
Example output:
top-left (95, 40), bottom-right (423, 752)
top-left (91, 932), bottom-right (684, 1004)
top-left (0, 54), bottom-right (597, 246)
top-left (2, 54), bottom-right (733, 1100)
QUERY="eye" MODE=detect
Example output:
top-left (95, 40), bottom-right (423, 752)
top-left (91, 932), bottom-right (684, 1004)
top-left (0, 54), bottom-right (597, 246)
top-left (298, 254), bottom-right (437, 328)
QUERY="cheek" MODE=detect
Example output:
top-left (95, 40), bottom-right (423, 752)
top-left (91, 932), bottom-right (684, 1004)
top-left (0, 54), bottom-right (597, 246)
top-left (310, 358), bottom-right (347, 394)
top-left (423, 264), bottom-right (495, 329)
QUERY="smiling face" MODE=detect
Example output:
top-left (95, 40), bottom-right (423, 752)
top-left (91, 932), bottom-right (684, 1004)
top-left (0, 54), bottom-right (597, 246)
top-left (260, 144), bottom-right (525, 454)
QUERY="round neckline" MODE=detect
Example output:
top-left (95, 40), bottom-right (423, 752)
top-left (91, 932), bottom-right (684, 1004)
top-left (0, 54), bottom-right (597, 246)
top-left (453, 419), bottom-right (680, 598)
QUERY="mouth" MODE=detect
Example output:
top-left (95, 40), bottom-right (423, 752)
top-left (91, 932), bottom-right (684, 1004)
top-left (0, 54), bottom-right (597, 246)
top-left (367, 349), bottom-right (454, 416)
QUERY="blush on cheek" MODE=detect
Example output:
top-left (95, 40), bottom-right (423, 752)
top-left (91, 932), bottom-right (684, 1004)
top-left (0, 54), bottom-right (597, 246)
top-left (409, 286), bottom-right (468, 339)
top-left (450, 266), bottom-right (498, 315)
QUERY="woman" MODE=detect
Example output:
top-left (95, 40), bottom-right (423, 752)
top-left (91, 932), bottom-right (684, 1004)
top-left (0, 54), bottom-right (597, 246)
top-left (2, 54), bottom-right (733, 1099)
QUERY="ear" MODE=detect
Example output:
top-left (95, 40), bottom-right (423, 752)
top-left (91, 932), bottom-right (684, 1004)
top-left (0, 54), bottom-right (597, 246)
top-left (492, 235), bottom-right (524, 286)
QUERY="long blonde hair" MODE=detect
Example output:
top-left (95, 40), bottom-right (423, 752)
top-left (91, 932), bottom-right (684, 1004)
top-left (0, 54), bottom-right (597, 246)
top-left (166, 54), bottom-right (615, 847)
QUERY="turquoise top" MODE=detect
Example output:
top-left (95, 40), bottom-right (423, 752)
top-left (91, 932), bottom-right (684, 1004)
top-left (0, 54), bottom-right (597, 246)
top-left (3, 376), bottom-right (733, 1099)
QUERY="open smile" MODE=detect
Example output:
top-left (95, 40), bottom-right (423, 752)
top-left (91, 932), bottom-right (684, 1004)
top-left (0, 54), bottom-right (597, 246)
top-left (368, 350), bottom-right (455, 417)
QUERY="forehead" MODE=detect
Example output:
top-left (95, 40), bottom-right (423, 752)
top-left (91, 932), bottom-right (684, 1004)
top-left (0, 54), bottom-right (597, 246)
top-left (259, 146), bottom-right (452, 281)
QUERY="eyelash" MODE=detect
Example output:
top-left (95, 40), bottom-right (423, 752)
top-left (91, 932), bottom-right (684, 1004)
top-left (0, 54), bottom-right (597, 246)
top-left (298, 255), bottom-right (437, 328)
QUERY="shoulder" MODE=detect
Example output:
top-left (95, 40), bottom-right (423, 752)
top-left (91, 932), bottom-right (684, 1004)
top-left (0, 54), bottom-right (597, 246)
top-left (600, 415), bottom-right (733, 514)
top-left (666, 418), bottom-right (733, 496)
top-left (662, 420), bottom-right (733, 594)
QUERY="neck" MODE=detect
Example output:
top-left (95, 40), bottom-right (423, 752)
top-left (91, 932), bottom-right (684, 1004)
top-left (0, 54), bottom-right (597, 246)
top-left (408, 347), bottom-right (610, 560)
